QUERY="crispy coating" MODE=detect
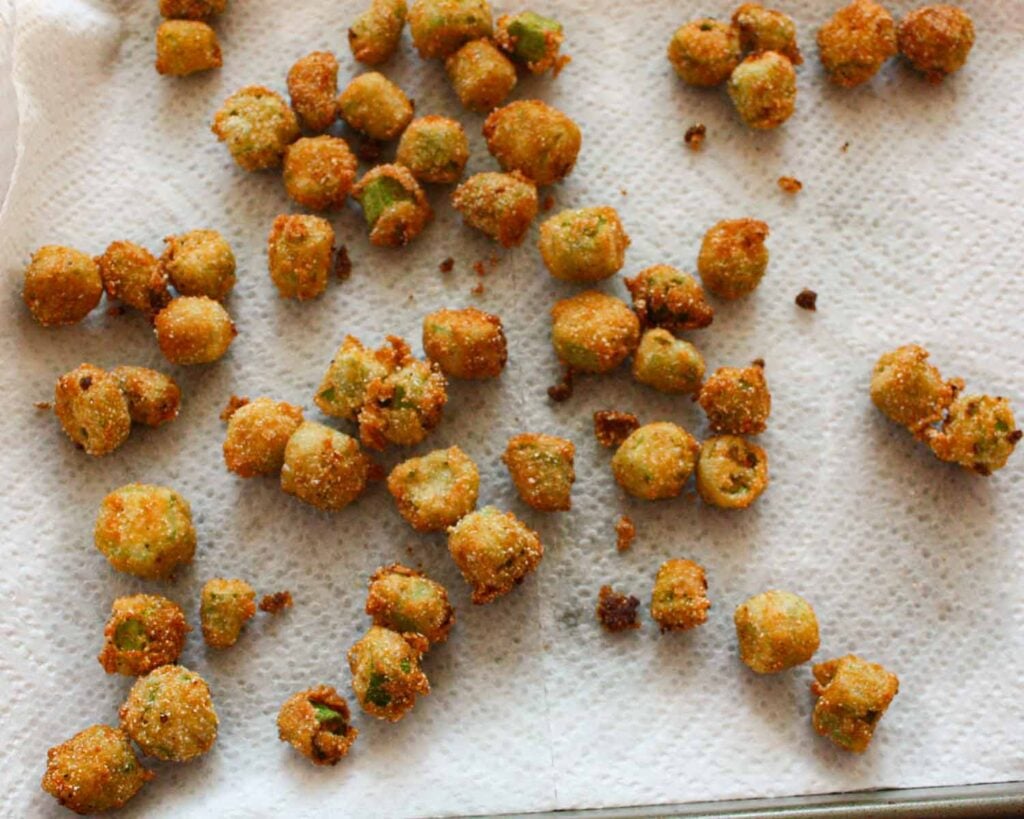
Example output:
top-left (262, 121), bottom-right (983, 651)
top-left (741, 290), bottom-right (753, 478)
top-left (387, 446), bottom-right (479, 531)
top-left (120, 665), bottom-right (218, 761)
top-left (779, 176), bottom-right (803, 194)
top-left (283, 136), bottom-right (358, 211)
top-left (358, 354), bottom-right (448, 450)
top-left (161, 229), bottom-right (236, 302)
top-left (200, 578), bottom-right (257, 648)
top-left (281, 421), bottom-right (371, 511)
top-left (539, 207), bottom-right (630, 283)
top-left (277, 685), bottom-right (358, 765)
top-left (54, 364), bottom-right (132, 456)
top-left (260, 591), bottom-right (293, 613)
top-left (212, 86), bottom-right (300, 171)
top-left (632, 328), bottom-right (705, 395)
top-left (94, 483), bottom-right (196, 579)
top-left (154, 296), bottom-right (237, 365)
top-left (898, 4), bottom-right (973, 83)
top-left (160, 0), bottom-right (226, 19)
top-left (626, 265), bottom-right (714, 333)
top-left (502, 433), bottom-right (575, 512)
top-left (348, 626), bottom-right (430, 721)
top-left (734, 590), bottom-right (820, 673)
top-left (350, 0), bottom-right (408, 65)
top-left (287, 51), bottom-right (339, 132)
top-left (817, 0), bottom-right (897, 88)
top-left (422, 307), bottom-right (507, 379)
top-left (97, 241), bottom-right (170, 314)
top-left (448, 507), bottom-right (543, 603)
top-left (267, 214), bottom-right (335, 300)
top-left (696, 435), bottom-right (769, 509)
top-left (495, 11), bottom-right (565, 74)
top-left (366, 563), bottom-right (455, 644)
top-left (596, 585), bottom-right (640, 632)
top-left (23, 245), bottom-right (102, 327)
top-left (483, 100), bottom-right (582, 186)
top-left (593, 410), bottom-right (640, 449)
top-left (352, 164), bottom-right (432, 247)
top-left (698, 218), bottom-right (770, 300)
top-left (315, 335), bottom-right (400, 421)
top-left (445, 38), bottom-right (517, 113)
top-left (98, 594), bottom-right (189, 676)
top-left (667, 19), bottom-right (741, 87)
top-left (870, 344), bottom-right (960, 435)
top-left (733, 4), bottom-right (803, 64)
top-left (926, 394), bottom-right (1021, 476)
top-left (396, 115), bottom-right (470, 184)
top-left (111, 366), bottom-right (181, 427)
top-left (728, 51), bottom-right (797, 130)
top-left (41, 725), bottom-right (152, 815)
top-left (698, 363), bottom-right (772, 435)
top-left (550, 291), bottom-right (640, 374)
top-left (409, 0), bottom-right (493, 59)
top-left (615, 515), bottom-right (636, 552)
top-left (650, 559), bottom-right (710, 632)
top-left (451, 171), bottom-right (538, 247)
top-left (338, 72), bottom-right (413, 141)
top-left (155, 20), bottom-right (221, 76)
top-left (223, 396), bottom-right (304, 477)
top-left (612, 422), bottom-right (700, 501)
top-left (811, 655), bottom-right (899, 752)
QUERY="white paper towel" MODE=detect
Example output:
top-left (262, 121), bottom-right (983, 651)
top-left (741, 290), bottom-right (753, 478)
top-left (1, 1), bottom-right (1023, 816)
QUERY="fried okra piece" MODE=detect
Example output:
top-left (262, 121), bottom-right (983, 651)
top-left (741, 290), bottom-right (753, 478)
top-left (154, 296), bottom-right (237, 365)
top-left (667, 19), bottom-right (742, 87)
top-left (697, 435), bottom-right (768, 509)
top-left (267, 214), bottom-right (335, 300)
top-left (387, 446), bottom-right (480, 531)
top-left (698, 219), bottom-right (770, 300)
top-left (54, 364), bottom-right (132, 456)
top-left (734, 590), bottom-right (820, 673)
top-left (200, 578), bottom-right (257, 648)
top-left (612, 422), bottom-right (700, 501)
top-left (811, 655), bottom-right (899, 753)
top-left (898, 5), bottom-right (974, 83)
top-left (315, 336), bottom-right (400, 421)
top-left (287, 51), bottom-right (339, 132)
top-left (817, 0), bottom-right (897, 88)
top-left (728, 51), bottom-right (797, 130)
top-left (550, 291), bottom-right (640, 374)
top-left (283, 136), bottom-right (358, 211)
top-left (503, 433), bottom-right (575, 512)
top-left (483, 100), bottom-right (582, 186)
top-left (451, 171), bottom-right (538, 247)
top-left (120, 665), bottom-right (218, 762)
top-left (448, 507), bottom-right (543, 603)
top-left (650, 559), bottom-right (710, 632)
top-left (698, 363), bottom-right (771, 435)
top-left (366, 564), bottom-right (456, 644)
top-left (160, 0), bottom-right (226, 18)
top-left (223, 397), bottom-right (304, 477)
top-left (396, 116), bottom-right (470, 184)
top-left (23, 245), bottom-right (102, 327)
top-left (98, 594), bottom-right (189, 676)
top-left (281, 421), bottom-right (371, 511)
top-left (41, 726), bottom-right (152, 815)
top-left (409, 0), bottom-right (493, 59)
top-left (212, 86), bottom-right (300, 171)
top-left (596, 586), bottom-right (640, 632)
top-left (97, 241), bottom-right (170, 314)
top-left (359, 356), bottom-right (448, 449)
top-left (733, 4), bottom-right (803, 64)
top-left (539, 207), bottom-right (630, 283)
top-left (870, 345), bottom-right (960, 435)
top-left (348, 626), bottom-right (430, 721)
top-left (338, 72), bottom-right (413, 141)
top-left (95, 484), bottom-right (196, 579)
top-left (278, 685), bottom-right (358, 766)
top-left (111, 366), bottom-right (181, 427)
top-left (352, 164), bottom-right (432, 247)
top-left (422, 307), bottom-right (507, 379)
top-left (445, 38), bottom-right (517, 113)
top-left (155, 20), bottom-right (222, 76)
top-left (495, 11), bottom-right (565, 74)
top-left (350, 0), bottom-right (408, 65)
top-left (161, 229), bottom-right (236, 301)
top-left (625, 265), bottom-right (714, 333)
top-left (926, 394), bottom-right (1021, 476)
top-left (632, 329), bottom-right (705, 395)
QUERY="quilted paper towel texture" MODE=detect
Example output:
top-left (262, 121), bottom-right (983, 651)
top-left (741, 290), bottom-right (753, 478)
top-left (0, 1), bottom-right (1022, 816)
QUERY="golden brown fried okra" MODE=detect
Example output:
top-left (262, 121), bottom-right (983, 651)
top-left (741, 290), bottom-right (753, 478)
top-left (539, 207), bottom-right (630, 283)
top-left (696, 435), bottom-right (768, 509)
top-left (495, 11), bottom-right (565, 74)
top-left (359, 357), bottom-right (448, 450)
top-left (650, 559), bottom-right (710, 632)
top-left (870, 344), bottom-right (960, 435)
top-left (502, 433), bottom-right (575, 512)
top-left (734, 590), bottom-right (820, 673)
top-left (396, 116), bottom-right (470, 184)
top-left (267, 214), bottom-right (335, 301)
top-left (409, 0), bottom-right (493, 59)
top-left (154, 296), bottom-right (237, 365)
top-left (120, 665), bottom-right (218, 762)
top-left (366, 564), bottom-right (455, 644)
top-left (97, 241), bottom-right (170, 314)
top-left (222, 397), bottom-right (304, 477)
top-left (817, 0), bottom-right (897, 88)
top-left (625, 265), bottom-right (714, 333)
top-left (110, 366), bottom-right (181, 428)
top-left (387, 446), bottom-right (480, 531)
top-left (448, 507), bottom-right (543, 603)
top-left (926, 394), bottom-right (1021, 476)
top-left (483, 100), bottom-right (582, 186)
top-left (698, 218), bottom-right (770, 300)
top-left (281, 421), bottom-right (372, 511)
top-left (632, 329), bottom-right (705, 395)
top-left (667, 19), bottom-right (742, 87)
top-left (612, 422), bottom-right (700, 501)
top-left (98, 594), bottom-right (189, 676)
top-left (155, 20), bottom-right (222, 77)
top-left (445, 38), bottom-right (517, 113)
top-left (733, 4), bottom-right (803, 64)
top-left (338, 72), bottom-right (413, 141)
top-left (212, 86), bottom-right (300, 171)
top-left (350, 0), bottom-right (408, 65)
top-left (287, 51), bottom-right (340, 132)
top-left (54, 364), bottom-right (132, 456)
top-left (41, 725), bottom-right (152, 814)
top-left (161, 229), bottom-right (236, 301)
top-left (898, 5), bottom-right (973, 83)
top-left (315, 335), bottom-right (402, 421)
top-left (278, 685), bottom-right (358, 765)
top-left (811, 654), bottom-right (899, 753)
top-left (200, 578), bottom-right (257, 648)
top-left (283, 136), bottom-right (358, 211)
top-left (698, 362), bottom-right (772, 435)
top-left (23, 245), bottom-right (102, 327)
top-left (422, 307), bottom-right (507, 379)
top-left (352, 164), bottom-right (432, 247)
top-left (348, 626), bottom-right (430, 721)
top-left (451, 171), bottom-right (538, 247)
top-left (160, 0), bottom-right (226, 18)
top-left (550, 291), bottom-right (640, 374)
top-left (728, 51), bottom-right (797, 130)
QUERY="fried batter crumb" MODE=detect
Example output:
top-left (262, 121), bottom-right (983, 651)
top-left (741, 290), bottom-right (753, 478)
top-left (778, 176), bottom-right (802, 194)
top-left (547, 367), bottom-right (574, 402)
top-left (615, 515), bottom-right (636, 552)
top-left (473, 260), bottom-right (487, 276)
top-left (541, 194), bottom-right (555, 212)
top-left (841, 141), bottom-right (850, 153)
top-left (593, 410), bottom-right (640, 448)
top-left (259, 591), bottom-right (293, 614)
top-left (334, 245), bottom-right (352, 280)
top-left (439, 257), bottom-right (455, 273)
top-left (220, 394), bottom-right (250, 422)
top-left (34, 401), bottom-right (52, 411)
top-left (796, 289), bottom-right (818, 311)
top-left (471, 282), bottom-right (485, 296)
top-left (684, 123), bottom-right (707, 151)
top-left (620, 188), bottom-right (628, 197)
top-left (597, 585), bottom-right (640, 632)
